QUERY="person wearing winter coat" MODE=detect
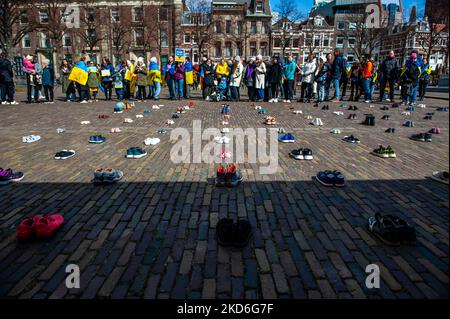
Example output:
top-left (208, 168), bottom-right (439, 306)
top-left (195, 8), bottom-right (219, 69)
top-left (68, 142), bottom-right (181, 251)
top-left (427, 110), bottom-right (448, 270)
top-left (215, 59), bottom-right (230, 80)
top-left (361, 54), bottom-right (375, 103)
top-left (163, 56), bottom-right (176, 100)
top-left (87, 61), bottom-right (100, 101)
top-left (299, 54), bottom-right (317, 103)
top-left (379, 50), bottom-right (400, 102)
top-left (314, 58), bottom-right (327, 103)
top-left (201, 58), bottom-right (215, 100)
top-left (41, 60), bottom-right (55, 103)
top-left (174, 61), bottom-right (185, 100)
top-left (135, 58), bottom-right (148, 101)
top-left (282, 55), bottom-right (296, 103)
top-left (148, 57), bottom-right (162, 100)
top-left (0, 53), bottom-right (18, 105)
top-left (100, 57), bottom-right (115, 100)
top-left (22, 55), bottom-right (36, 103)
top-left (184, 57), bottom-right (193, 99)
top-left (229, 56), bottom-right (244, 102)
top-left (419, 57), bottom-right (431, 101)
top-left (244, 58), bottom-right (256, 102)
top-left (330, 49), bottom-right (346, 101)
top-left (60, 59), bottom-right (76, 102)
top-left (349, 61), bottom-right (362, 101)
top-left (400, 51), bottom-right (422, 106)
top-left (268, 56), bottom-right (282, 103)
top-left (254, 54), bottom-right (266, 102)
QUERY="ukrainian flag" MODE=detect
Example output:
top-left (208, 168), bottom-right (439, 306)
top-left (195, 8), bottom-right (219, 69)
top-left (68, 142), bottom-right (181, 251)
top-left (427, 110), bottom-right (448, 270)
top-left (68, 61), bottom-right (89, 85)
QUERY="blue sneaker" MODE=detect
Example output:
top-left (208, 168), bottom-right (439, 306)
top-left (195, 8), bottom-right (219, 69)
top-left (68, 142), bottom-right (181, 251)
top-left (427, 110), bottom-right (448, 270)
top-left (89, 135), bottom-right (106, 144)
top-left (126, 147), bottom-right (147, 159)
top-left (278, 133), bottom-right (295, 143)
top-left (258, 108), bottom-right (267, 114)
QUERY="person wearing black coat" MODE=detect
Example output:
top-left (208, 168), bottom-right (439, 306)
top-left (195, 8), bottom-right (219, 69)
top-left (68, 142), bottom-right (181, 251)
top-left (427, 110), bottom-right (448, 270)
top-left (0, 53), bottom-right (17, 105)
top-left (268, 57), bottom-right (283, 102)
top-left (379, 50), bottom-right (400, 102)
top-left (201, 58), bottom-right (215, 100)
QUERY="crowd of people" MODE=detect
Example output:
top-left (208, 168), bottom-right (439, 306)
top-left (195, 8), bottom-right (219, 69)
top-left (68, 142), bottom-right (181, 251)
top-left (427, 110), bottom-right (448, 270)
top-left (0, 48), bottom-right (435, 106)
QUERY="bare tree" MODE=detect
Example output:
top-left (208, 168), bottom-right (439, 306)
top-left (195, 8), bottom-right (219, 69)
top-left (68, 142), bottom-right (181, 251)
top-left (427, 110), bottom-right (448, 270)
top-left (185, 0), bottom-right (213, 57)
top-left (140, 1), bottom-right (162, 57)
top-left (272, 0), bottom-right (304, 58)
top-left (418, 18), bottom-right (449, 63)
top-left (0, 0), bottom-right (33, 57)
top-left (110, 1), bottom-right (130, 62)
top-left (78, 0), bottom-right (104, 62)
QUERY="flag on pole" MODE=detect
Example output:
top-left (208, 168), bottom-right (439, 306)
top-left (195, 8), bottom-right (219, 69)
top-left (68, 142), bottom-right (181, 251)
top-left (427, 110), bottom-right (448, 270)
top-left (68, 61), bottom-right (89, 85)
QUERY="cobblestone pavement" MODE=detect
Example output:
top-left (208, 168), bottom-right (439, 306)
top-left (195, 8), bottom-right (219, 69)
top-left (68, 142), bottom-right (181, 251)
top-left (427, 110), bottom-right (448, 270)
top-left (0, 88), bottom-right (448, 299)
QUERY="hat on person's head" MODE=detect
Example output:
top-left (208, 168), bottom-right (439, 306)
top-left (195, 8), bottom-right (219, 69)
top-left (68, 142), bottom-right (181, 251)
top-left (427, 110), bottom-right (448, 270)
top-left (150, 57), bottom-right (157, 63)
top-left (250, 57), bottom-right (256, 61)
top-left (202, 57), bottom-right (207, 62)
top-left (256, 54), bottom-right (263, 60)
top-left (235, 56), bottom-right (241, 62)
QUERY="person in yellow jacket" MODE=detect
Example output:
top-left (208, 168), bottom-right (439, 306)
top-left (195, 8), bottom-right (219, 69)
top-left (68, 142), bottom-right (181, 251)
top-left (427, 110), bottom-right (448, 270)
top-left (147, 57), bottom-right (162, 100)
top-left (215, 58), bottom-right (230, 80)
top-left (123, 60), bottom-right (135, 99)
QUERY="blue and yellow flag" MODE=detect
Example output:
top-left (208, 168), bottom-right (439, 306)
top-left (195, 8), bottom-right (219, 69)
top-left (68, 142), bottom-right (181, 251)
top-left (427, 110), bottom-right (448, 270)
top-left (68, 61), bottom-right (89, 85)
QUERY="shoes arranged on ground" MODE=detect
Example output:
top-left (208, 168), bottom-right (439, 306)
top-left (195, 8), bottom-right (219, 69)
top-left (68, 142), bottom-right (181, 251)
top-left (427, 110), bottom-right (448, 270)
top-left (135, 114), bottom-right (143, 118)
top-left (166, 119), bottom-right (175, 125)
top-left (0, 168), bottom-right (25, 185)
top-left (98, 114), bottom-right (109, 119)
top-left (401, 111), bottom-right (411, 116)
top-left (305, 115), bottom-right (313, 120)
top-left (362, 114), bottom-right (375, 126)
top-left (406, 106), bottom-right (416, 111)
top-left (410, 133), bottom-right (432, 142)
top-left (321, 105), bottom-right (330, 110)
top-left (293, 110), bottom-right (303, 114)
top-left (17, 214), bottom-right (64, 242)
top-left (219, 151), bottom-right (232, 159)
top-left (315, 170), bottom-right (345, 187)
top-left (258, 108), bottom-right (267, 114)
top-left (381, 106), bottom-right (389, 111)
top-left (126, 147), bottom-right (147, 159)
top-left (56, 128), bottom-right (65, 133)
top-left (123, 118), bottom-right (134, 123)
top-left (110, 127), bottom-right (121, 133)
top-left (403, 120), bottom-right (415, 127)
top-left (347, 113), bottom-right (357, 120)
top-left (54, 150), bottom-right (75, 160)
top-left (221, 128), bottom-right (230, 134)
top-left (371, 145), bottom-right (396, 158)
top-left (93, 168), bottom-right (123, 184)
top-left (157, 128), bottom-right (168, 134)
top-left (418, 103), bottom-right (426, 108)
top-left (424, 115), bottom-right (433, 120)
top-left (89, 135), bottom-right (106, 144)
top-left (385, 128), bottom-right (396, 133)
top-left (368, 213), bottom-right (416, 246)
top-left (437, 107), bottom-right (448, 112)
top-left (278, 133), bottom-right (295, 143)
top-left (221, 105), bottom-right (231, 114)
top-left (348, 105), bottom-right (358, 111)
top-left (171, 114), bottom-right (179, 119)
top-left (144, 137), bottom-right (161, 146)
top-left (381, 114), bottom-right (390, 120)
top-left (333, 111), bottom-right (344, 116)
top-left (265, 116), bottom-right (277, 125)
top-left (430, 171), bottom-right (449, 185)
top-left (214, 136), bottom-right (231, 144)
top-left (80, 121), bottom-right (91, 125)
top-left (429, 127), bottom-right (441, 134)
top-left (143, 109), bottom-right (152, 114)
top-left (311, 118), bottom-right (323, 126)
top-left (215, 164), bottom-right (243, 187)
top-left (330, 128), bottom-right (341, 134)
top-left (343, 135), bottom-right (360, 144)
top-left (289, 148), bottom-right (313, 160)
top-left (277, 128), bottom-right (286, 134)
top-left (216, 218), bottom-right (252, 247)
top-left (22, 135), bottom-right (41, 143)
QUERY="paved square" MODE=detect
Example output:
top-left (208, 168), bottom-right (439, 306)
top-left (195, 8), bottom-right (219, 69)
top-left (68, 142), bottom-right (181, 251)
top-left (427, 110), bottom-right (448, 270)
top-left (0, 88), bottom-right (448, 299)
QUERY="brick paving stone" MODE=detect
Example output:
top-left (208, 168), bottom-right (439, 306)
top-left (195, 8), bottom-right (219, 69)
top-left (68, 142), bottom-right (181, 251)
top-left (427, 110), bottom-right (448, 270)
top-left (0, 92), bottom-right (448, 299)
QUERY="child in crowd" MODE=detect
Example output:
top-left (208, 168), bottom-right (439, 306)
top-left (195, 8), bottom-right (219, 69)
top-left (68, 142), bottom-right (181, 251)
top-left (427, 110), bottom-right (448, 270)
top-left (112, 66), bottom-right (125, 101)
top-left (135, 58), bottom-right (147, 101)
top-left (148, 57), bottom-right (161, 100)
top-left (41, 60), bottom-right (54, 103)
top-left (87, 61), bottom-right (100, 102)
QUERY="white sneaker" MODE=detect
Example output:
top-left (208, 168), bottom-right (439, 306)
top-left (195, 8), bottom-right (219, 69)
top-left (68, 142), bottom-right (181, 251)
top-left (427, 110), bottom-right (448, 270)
top-left (80, 121), bottom-right (91, 125)
top-left (124, 118), bottom-right (134, 123)
top-left (222, 136), bottom-right (230, 144)
top-left (1, 101), bottom-right (8, 105)
top-left (221, 128), bottom-right (230, 134)
top-left (273, 99), bottom-right (278, 103)
top-left (269, 99), bottom-right (274, 103)
top-left (80, 100), bottom-right (88, 104)
top-left (9, 101), bottom-right (19, 105)
top-left (144, 137), bottom-right (161, 146)
top-left (364, 100), bottom-right (371, 103)
top-left (311, 118), bottom-right (323, 126)
top-left (385, 98), bottom-right (391, 102)
top-left (286, 100), bottom-right (291, 103)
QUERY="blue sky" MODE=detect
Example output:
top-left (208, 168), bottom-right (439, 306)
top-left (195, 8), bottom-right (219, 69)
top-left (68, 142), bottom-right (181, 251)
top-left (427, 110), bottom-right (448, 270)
top-left (270, 0), bottom-right (426, 18)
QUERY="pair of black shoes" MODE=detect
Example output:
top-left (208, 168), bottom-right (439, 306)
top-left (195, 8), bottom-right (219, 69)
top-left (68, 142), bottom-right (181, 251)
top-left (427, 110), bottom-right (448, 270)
top-left (321, 105), bottom-right (329, 110)
top-left (172, 113), bottom-right (180, 119)
top-left (363, 115), bottom-right (375, 126)
top-left (368, 213), bottom-right (416, 246)
top-left (392, 103), bottom-right (400, 108)
top-left (381, 106), bottom-right (389, 111)
top-left (382, 114), bottom-right (390, 120)
top-left (348, 105), bottom-right (358, 111)
top-left (424, 113), bottom-right (434, 120)
top-left (347, 114), bottom-right (357, 120)
top-left (385, 128), bottom-right (396, 133)
top-left (216, 218), bottom-right (252, 248)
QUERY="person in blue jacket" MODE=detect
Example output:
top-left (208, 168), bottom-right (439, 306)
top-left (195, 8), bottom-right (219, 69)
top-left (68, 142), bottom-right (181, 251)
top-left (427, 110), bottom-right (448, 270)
top-left (100, 57), bottom-right (115, 100)
top-left (163, 56), bottom-right (176, 100)
top-left (330, 48), bottom-right (346, 102)
top-left (41, 60), bottom-right (54, 103)
top-left (283, 55), bottom-right (296, 103)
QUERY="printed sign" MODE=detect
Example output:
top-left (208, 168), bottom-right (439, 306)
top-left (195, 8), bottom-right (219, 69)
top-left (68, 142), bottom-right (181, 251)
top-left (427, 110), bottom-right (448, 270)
top-left (175, 48), bottom-right (185, 62)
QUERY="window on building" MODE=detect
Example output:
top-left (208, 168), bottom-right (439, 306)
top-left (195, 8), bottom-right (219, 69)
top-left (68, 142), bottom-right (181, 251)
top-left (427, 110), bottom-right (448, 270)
top-left (349, 22), bottom-right (357, 30)
top-left (336, 37), bottom-right (344, 48)
top-left (160, 30), bottom-right (169, 47)
top-left (215, 21), bottom-right (222, 33)
top-left (22, 33), bottom-right (31, 48)
top-left (159, 7), bottom-right (169, 21)
top-left (261, 22), bottom-right (269, 35)
top-left (20, 11), bottom-right (28, 24)
top-left (133, 7), bottom-right (143, 22)
top-left (111, 8), bottom-right (120, 22)
top-left (292, 38), bottom-right (300, 48)
top-left (39, 9), bottom-right (49, 23)
top-left (274, 38), bottom-right (281, 48)
top-left (260, 42), bottom-right (268, 57)
top-left (314, 17), bottom-right (323, 26)
top-left (347, 53), bottom-right (355, 63)
top-left (224, 41), bottom-right (232, 57)
top-left (86, 8), bottom-right (95, 22)
top-left (237, 21), bottom-right (243, 35)
top-left (251, 21), bottom-right (257, 34)
top-left (236, 42), bottom-right (243, 56)
top-left (256, 1), bottom-right (264, 13)
top-left (65, 54), bottom-right (73, 65)
top-left (40, 32), bottom-right (50, 48)
top-left (250, 41), bottom-right (257, 56)
top-left (135, 28), bottom-right (144, 46)
top-left (215, 42), bottom-right (222, 57)
top-left (348, 37), bottom-right (356, 47)
top-left (314, 35), bottom-right (321, 47)
top-left (225, 20), bottom-right (232, 34)
top-left (63, 33), bottom-right (71, 47)
top-left (323, 35), bottom-right (330, 47)
top-left (305, 34), bottom-right (313, 47)
top-left (337, 21), bottom-right (345, 30)
top-left (184, 33), bottom-right (191, 44)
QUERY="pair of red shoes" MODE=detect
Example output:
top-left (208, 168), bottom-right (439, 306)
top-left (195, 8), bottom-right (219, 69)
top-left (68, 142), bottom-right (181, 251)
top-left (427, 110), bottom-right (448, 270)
top-left (17, 215), bottom-right (64, 242)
